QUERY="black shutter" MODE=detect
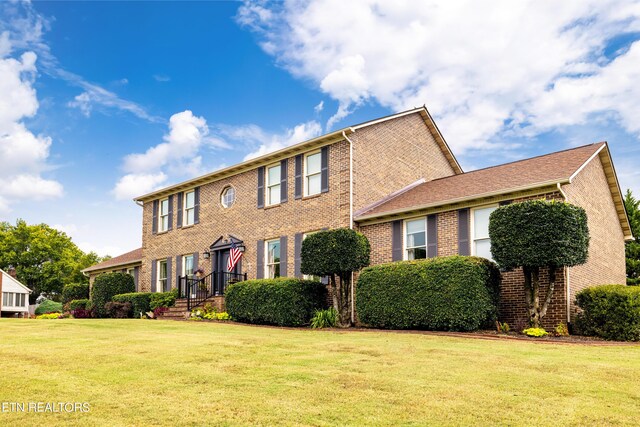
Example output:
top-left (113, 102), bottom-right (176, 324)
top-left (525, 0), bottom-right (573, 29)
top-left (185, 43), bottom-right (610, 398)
top-left (257, 167), bottom-right (265, 209)
top-left (294, 233), bottom-right (303, 278)
top-left (279, 236), bottom-right (288, 277)
top-left (152, 200), bottom-right (158, 234)
top-left (177, 192), bottom-right (183, 228)
top-left (167, 195), bottom-right (174, 231)
top-left (458, 209), bottom-right (470, 256)
top-left (320, 146), bottom-right (329, 193)
top-left (194, 187), bottom-right (200, 224)
top-left (176, 255), bottom-right (182, 283)
top-left (499, 200), bottom-right (512, 206)
top-left (151, 260), bottom-right (157, 292)
top-left (280, 159), bottom-right (288, 203)
top-left (193, 252), bottom-right (199, 273)
top-left (166, 257), bottom-right (172, 291)
top-left (294, 155), bottom-right (303, 199)
top-left (133, 267), bottom-right (139, 292)
top-left (256, 240), bottom-right (264, 279)
top-left (392, 220), bottom-right (403, 261)
top-left (427, 214), bottom-right (438, 258)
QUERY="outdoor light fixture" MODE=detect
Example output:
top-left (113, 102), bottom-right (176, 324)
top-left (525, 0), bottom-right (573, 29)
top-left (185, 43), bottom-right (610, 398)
top-left (203, 249), bottom-right (211, 260)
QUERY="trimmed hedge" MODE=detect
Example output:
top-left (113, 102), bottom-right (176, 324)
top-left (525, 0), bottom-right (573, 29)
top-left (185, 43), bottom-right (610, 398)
top-left (113, 292), bottom-right (153, 317)
top-left (150, 288), bottom-right (178, 310)
top-left (62, 283), bottom-right (90, 303)
top-left (35, 299), bottom-right (63, 315)
top-left (356, 256), bottom-right (501, 331)
top-left (576, 285), bottom-right (640, 341)
top-left (68, 299), bottom-right (90, 311)
top-left (226, 278), bottom-right (328, 326)
top-left (91, 273), bottom-right (135, 318)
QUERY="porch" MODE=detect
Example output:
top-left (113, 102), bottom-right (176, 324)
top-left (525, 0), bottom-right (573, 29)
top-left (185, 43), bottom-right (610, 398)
top-left (176, 270), bottom-right (247, 311)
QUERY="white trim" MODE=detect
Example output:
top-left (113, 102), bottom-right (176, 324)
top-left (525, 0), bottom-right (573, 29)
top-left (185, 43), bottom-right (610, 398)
top-left (566, 267), bottom-right (571, 324)
top-left (0, 269), bottom-right (32, 293)
top-left (157, 259), bottom-right (167, 293)
top-left (265, 238), bottom-right (280, 279)
top-left (182, 254), bottom-right (195, 277)
top-left (402, 216), bottom-right (428, 261)
top-left (265, 163), bottom-right (282, 206)
top-left (569, 144), bottom-right (606, 183)
top-left (158, 197), bottom-right (170, 232)
top-left (303, 150), bottom-right (322, 197)
top-left (470, 204), bottom-right (499, 260)
top-left (351, 108), bottom-right (425, 130)
top-left (220, 186), bottom-right (235, 208)
top-left (183, 190), bottom-right (196, 226)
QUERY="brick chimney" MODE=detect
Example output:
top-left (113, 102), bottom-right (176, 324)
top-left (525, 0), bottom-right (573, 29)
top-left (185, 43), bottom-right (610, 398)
top-left (7, 266), bottom-right (17, 279)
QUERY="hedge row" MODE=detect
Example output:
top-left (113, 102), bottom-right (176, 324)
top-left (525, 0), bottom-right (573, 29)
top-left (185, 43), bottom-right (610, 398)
top-left (225, 278), bottom-right (328, 326)
top-left (113, 293), bottom-right (153, 317)
top-left (356, 256), bottom-right (501, 331)
top-left (62, 283), bottom-right (90, 303)
top-left (576, 285), bottom-right (640, 341)
top-left (91, 273), bottom-right (135, 318)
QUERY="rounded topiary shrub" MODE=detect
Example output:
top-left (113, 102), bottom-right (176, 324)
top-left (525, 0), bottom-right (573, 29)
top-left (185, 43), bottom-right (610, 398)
top-left (35, 298), bottom-right (63, 315)
top-left (62, 283), bottom-right (90, 303)
top-left (225, 278), bottom-right (328, 326)
top-left (356, 256), bottom-right (501, 331)
top-left (91, 273), bottom-right (135, 318)
top-left (575, 285), bottom-right (640, 341)
top-left (112, 292), bottom-right (153, 317)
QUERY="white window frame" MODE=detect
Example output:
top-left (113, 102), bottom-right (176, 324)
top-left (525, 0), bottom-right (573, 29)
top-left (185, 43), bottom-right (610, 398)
top-left (159, 198), bottom-right (170, 232)
top-left (221, 186), bottom-right (235, 208)
top-left (157, 260), bottom-right (168, 293)
top-left (184, 190), bottom-right (195, 226)
top-left (470, 204), bottom-right (499, 261)
top-left (183, 254), bottom-right (195, 277)
top-left (265, 239), bottom-right (281, 279)
top-left (304, 151), bottom-right (322, 197)
top-left (403, 217), bottom-right (428, 260)
top-left (16, 293), bottom-right (25, 307)
top-left (266, 163), bottom-right (281, 206)
top-left (127, 267), bottom-right (135, 277)
top-left (4, 292), bottom-right (14, 306)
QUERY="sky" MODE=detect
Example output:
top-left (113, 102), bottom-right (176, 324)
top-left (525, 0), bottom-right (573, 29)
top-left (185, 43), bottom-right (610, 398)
top-left (1, 0), bottom-right (640, 257)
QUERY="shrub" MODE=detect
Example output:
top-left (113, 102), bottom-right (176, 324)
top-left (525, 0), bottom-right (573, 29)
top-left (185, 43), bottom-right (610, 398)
top-left (67, 299), bottom-right (90, 311)
top-left (36, 312), bottom-right (63, 319)
top-left (113, 292), bottom-right (153, 317)
top-left (356, 256), bottom-right (500, 331)
top-left (523, 327), bottom-right (548, 337)
top-left (91, 273), bottom-right (135, 318)
top-left (226, 278), bottom-right (328, 326)
top-left (62, 283), bottom-right (89, 303)
top-left (310, 308), bottom-right (337, 329)
top-left (575, 285), bottom-right (640, 341)
top-left (71, 308), bottom-right (92, 319)
top-left (554, 323), bottom-right (569, 336)
top-left (150, 288), bottom-right (178, 311)
top-left (35, 299), bottom-right (63, 315)
top-left (495, 321), bottom-right (510, 333)
top-left (105, 301), bottom-right (133, 318)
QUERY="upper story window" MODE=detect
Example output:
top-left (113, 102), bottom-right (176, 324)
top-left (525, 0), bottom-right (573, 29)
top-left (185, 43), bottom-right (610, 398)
top-left (184, 191), bottom-right (195, 226)
top-left (266, 164), bottom-right (281, 206)
top-left (266, 239), bottom-right (281, 279)
top-left (304, 151), bottom-right (322, 196)
top-left (471, 205), bottom-right (498, 261)
top-left (221, 186), bottom-right (235, 208)
top-left (158, 260), bottom-right (168, 292)
top-left (159, 198), bottom-right (170, 232)
top-left (405, 218), bottom-right (427, 260)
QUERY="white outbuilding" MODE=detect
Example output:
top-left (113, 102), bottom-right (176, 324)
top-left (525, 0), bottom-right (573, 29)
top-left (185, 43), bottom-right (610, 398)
top-left (1, 268), bottom-right (32, 318)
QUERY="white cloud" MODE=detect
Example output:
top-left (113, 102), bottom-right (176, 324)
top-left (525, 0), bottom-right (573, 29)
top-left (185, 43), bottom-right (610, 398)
top-left (240, 120), bottom-right (323, 160)
top-left (238, 0), bottom-right (640, 151)
top-left (314, 100), bottom-right (324, 114)
top-left (153, 74), bottom-right (171, 82)
top-left (112, 172), bottom-right (168, 201)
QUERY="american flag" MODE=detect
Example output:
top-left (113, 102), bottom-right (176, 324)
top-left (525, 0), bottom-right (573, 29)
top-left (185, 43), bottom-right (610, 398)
top-left (227, 241), bottom-right (243, 272)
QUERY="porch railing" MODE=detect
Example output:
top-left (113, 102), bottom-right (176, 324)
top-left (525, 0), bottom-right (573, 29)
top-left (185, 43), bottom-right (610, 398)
top-left (178, 271), bottom-right (247, 311)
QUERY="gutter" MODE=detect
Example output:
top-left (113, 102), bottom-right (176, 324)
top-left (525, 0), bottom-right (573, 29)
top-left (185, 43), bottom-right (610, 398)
top-left (342, 129), bottom-right (356, 325)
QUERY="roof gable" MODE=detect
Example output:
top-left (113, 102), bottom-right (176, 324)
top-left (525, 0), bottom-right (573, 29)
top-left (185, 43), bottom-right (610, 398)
top-left (82, 248), bottom-right (143, 273)
top-left (1, 269), bottom-right (32, 293)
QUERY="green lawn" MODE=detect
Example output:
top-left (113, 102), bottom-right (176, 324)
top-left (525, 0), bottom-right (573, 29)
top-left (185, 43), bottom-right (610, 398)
top-left (1, 319), bottom-right (639, 426)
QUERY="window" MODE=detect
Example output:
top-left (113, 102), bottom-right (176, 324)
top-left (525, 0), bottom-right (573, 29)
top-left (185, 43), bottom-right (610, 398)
top-left (16, 293), bottom-right (25, 307)
top-left (266, 164), bottom-right (281, 206)
top-left (472, 205), bottom-right (498, 261)
top-left (127, 268), bottom-right (135, 277)
top-left (158, 260), bottom-right (168, 292)
top-left (405, 218), bottom-right (427, 260)
top-left (304, 151), bottom-right (322, 196)
top-left (3, 292), bottom-right (13, 306)
top-left (183, 254), bottom-right (194, 277)
top-left (266, 239), bottom-right (281, 279)
top-left (221, 186), bottom-right (235, 208)
top-left (184, 191), bottom-right (195, 225)
top-left (159, 198), bottom-right (170, 232)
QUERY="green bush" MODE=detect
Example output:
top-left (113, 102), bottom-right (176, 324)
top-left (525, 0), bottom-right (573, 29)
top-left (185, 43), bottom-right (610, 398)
top-left (310, 308), bottom-right (337, 328)
top-left (301, 228), bottom-right (371, 278)
top-left (226, 278), bottom-right (328, 326)
top-left (113, 292), bottom-right (153, 317)
top-left (523, 327), bottom-right (548, 337)
top-left (62, 283), bottom-right (90, 303)
top-left (91, 273), bottom-right (135, 318)
top-left (356, 256), bottom-right (501, 331)
top-left (105, 301), bottom-right (133, 319)
top-left (67, 299), bottom-right (90, 311)
top-left (35, 299), bottom-right (63, 315)
top-left (576, 285), bottom-right (640, 341)
top-left (150, 288), bottom-right (178, 310)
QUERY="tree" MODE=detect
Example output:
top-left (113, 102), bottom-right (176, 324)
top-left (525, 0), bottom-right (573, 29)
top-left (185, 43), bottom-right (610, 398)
top-left (300, 228), bottom-right (370, 327)
top-left (623, 189), bottom-right (640, 285)
top-left (0, 220), bottom-right (106, 303)
top-left (489, 200), bottom-right (589, 327)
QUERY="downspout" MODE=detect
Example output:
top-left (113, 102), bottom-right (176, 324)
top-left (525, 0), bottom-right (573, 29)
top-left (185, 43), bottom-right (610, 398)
top-left (342, 130), bottom-right (355, 324)
top-left (558, 182), bottom-right (571, 324)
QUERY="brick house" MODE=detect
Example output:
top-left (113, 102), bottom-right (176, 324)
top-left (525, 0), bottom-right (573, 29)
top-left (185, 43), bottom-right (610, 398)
top-left (85, 107), bottom-right (631, 327)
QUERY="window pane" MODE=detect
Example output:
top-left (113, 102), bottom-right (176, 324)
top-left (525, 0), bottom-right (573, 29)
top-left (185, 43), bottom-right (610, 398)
top-left (162, 216), bottom-right (168, 231)
top-left (161, 199), bottom-right (169, 215)
top-left (184, 255), bottom-right (194, 276)
top-left (408, 247), bottom-right (427, 260)
top-left (407, 232), bottom-right (426, 248)
top-left (159, 261), bottom-right (167, 280)
top-left (306, 153), bottom-right (321, 175)
top-left (222, 187), bottom-right (235, 207)
top-left (268, 241), bottom-right (280, 263)
top-left (307, 174), bottom-right (321, 195)
top-left (185, 191), bottom-right (195, 209)
top-left (406, 219), bottom-right (426, 234)
top-left (268, 165), bottom-right (280, 185)
top-left (475, 238), bottom-right (493, 260)
top-left (474, 207), bottom-right (496, 239)
top-left (269, 185), bottom-right (280, 205)
top-left (186, 209), bottom-right (195, 225)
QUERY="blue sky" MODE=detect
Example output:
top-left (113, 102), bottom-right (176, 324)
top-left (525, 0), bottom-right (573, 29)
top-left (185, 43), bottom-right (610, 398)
top-left (1, 1), bottom-right (639, 256)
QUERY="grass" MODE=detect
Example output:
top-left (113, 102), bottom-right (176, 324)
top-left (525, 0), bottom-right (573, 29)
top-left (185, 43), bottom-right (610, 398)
top-left (1, 319), bottom-right (639, 426)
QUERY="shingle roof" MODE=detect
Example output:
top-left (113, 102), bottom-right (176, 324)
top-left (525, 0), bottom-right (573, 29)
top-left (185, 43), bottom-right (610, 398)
top-left (82, 248), bottom-right (143, 273)
top-left (356, 142), bottom-right (605, 220)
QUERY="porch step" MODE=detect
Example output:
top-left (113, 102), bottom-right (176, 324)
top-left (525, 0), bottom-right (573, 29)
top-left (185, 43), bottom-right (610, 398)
top-left (156, 296), bottom-right (225, 321)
